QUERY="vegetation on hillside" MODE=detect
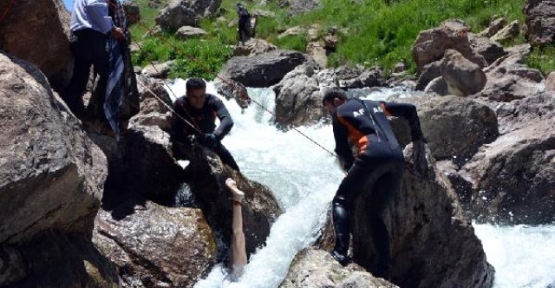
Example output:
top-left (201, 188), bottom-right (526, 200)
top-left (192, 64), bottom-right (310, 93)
top-left (129, 0), bottom-right (555, 80)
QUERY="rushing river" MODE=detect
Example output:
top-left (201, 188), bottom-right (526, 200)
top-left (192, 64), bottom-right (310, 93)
top-left (165, 79), bottom-right (555, 288)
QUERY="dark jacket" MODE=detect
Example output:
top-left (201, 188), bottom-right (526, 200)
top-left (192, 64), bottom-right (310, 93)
top-left (172, 93), bottom-right (234, 142)
top-left (332, 98), bottom-right (424, 170)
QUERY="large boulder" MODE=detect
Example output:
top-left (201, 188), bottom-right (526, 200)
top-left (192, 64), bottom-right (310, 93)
top-left (0, 53), bottom-right (107, 244)
top-left (218, 50), bottom-right (309, 87)
top-left (3, 231), bottom-right (119, 288)
top-left (442, 49), bottom-right (487, 96)
top-left (122, 0), bottom-right (141, 26)
top-left (412, 20), bottom-right (487, 72)
top-left (318, 145), bottom-right (494, 288)
top-left (477, 44), bottom-right (543, 102)
top-left (0, 0), bottom-right (71, 89)
top-left (93, 201), bottom-right (216, 287)
top-left (280, 248), bottom-right (396, 288)
top-left (274, 65), bottom-right (324, 127)
top-left (214, 79), bottom-right (251, 109)
top-left (155, 0), bottom-right (222, 30)
top-left (334, 66), bottom-right (385, 88)
top-left (232, 38), bottom-right (277, 57)
top-left (523, 0), bottom-right (555, 47)
top-left (391, 95), bottom-right (498, 166)
top-left (279, 0), bottom-right (321, 16)
top-left (459, 119), bottom-right (555, 224)
top-left (469, 34), bottom-right (506, 65)
top-left (495, 91), bottom-right (555, 134)
top-left (175, 26), bottom-right (207, 39)
top-left (0, 53), bottom-right (115, 287)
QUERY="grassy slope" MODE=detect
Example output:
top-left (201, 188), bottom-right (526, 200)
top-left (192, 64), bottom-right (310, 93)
top-left (129, 0), bottom-right (554, 79)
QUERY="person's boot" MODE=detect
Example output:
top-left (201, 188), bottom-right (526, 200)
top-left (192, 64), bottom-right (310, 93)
top-left (225, 178), bottom-right (244, 202)
top-left (330, 249), bottom-right (350, 266)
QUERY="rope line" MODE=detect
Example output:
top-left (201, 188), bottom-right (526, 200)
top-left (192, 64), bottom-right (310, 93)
top-left (129, 16), bottom-right (338, 158)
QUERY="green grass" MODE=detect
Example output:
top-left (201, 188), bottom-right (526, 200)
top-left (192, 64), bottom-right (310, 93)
top-left (527, 45), bottom-right (555, 75)
top-left (130, 0), bottom-right (549, 79)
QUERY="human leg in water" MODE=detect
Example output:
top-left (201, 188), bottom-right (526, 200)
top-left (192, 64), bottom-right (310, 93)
top-left (225, 178), bottom-right (247, 279)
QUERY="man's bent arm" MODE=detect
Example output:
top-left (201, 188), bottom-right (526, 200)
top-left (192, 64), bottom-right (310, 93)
top-left (382, 102), bottom-right (425, 141)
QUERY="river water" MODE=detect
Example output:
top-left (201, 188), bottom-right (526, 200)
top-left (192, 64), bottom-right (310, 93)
top-left (165, 80), bottom-right (555, 288)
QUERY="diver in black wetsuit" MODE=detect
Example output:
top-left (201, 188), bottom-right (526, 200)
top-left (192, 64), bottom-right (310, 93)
top-left (172, 77), bottom-right (240, 171)
top-left (323, 89), bottom-right (427, 278)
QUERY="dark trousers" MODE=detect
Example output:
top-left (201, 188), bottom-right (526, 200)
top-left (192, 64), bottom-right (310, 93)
top-left (213, 143), bottom-right (240, 172)
top-left (238, 17), bottom-right (250, 42)
top-left (64, 29), bottom-right (109, 117)
top-left (332, 141), bottom-right (404, 277)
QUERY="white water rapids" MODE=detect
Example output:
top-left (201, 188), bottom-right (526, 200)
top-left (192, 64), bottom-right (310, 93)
top-left (165, 79), bottom-right (555, 288)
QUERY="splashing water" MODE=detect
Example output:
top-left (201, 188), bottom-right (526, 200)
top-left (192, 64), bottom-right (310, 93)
top-left (474, 224), bottom-right (555, 288)
top-left (164, 80), bottom-right (555, 288)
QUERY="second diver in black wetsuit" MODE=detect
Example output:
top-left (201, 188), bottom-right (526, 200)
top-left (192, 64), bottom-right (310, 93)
top-left (323, 89), bottom-right (427, 279)
top-left (172, 77), bottom-right (240, 171)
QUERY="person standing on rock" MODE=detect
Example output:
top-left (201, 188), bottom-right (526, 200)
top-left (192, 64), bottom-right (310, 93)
top-left (172, 77), bottom-right (241, 171)
top-left (323, 89), bottom-right (427, 278)
top-left (236, 3), bottom-right (251, 44)
top-left (63, 0), bottom-right (126, 121)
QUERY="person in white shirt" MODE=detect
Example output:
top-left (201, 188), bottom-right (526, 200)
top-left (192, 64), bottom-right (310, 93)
top-left (63, 0), bottom-right (125, 119)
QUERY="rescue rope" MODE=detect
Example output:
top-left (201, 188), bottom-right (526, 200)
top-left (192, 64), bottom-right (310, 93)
top-left (129, 15), bottom-right (338, 158)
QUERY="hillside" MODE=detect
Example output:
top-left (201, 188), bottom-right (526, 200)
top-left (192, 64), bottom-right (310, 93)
top-left (129, 0), bottom-right (554, 80)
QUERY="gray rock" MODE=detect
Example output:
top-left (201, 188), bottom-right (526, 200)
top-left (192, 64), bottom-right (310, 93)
top-left (416, 60), bottom-right (442, 91)
top-left (469, 34), bottom-right (506, 65)
top-left (424, 76), bottom-right (448, 96)
top-left (274, 65), bottom-right (324, 127)
top-left (524, 0), bottom-right (555, 47)
top-left (176, 143), bottom-right (283, 256)
top-left (93, 201), bottom-right (216, 287)
top-left (279, 0), bottom-right (322, 15)
top-left (0, 53), bottom-right (106, 244)
top-left (141, 61), bottom-right (175, 78)
top-left (318, 144), bottom-right (494, 288)
top-left (391, 95), bottom-right (499, 164)
top-left (155, 0), bottom-right (222, 30)
top-left (123, 1), bottom-right (141, 25)
top-left (491, 20), bottom-right (520, 43)
top-left (495, 91), bottom-right (555, 134)
top-left (460, 119), bottom-right (555, 224)
top-left (0, 0), bottom-right (71, 89)
top-left (218, 49), bottom-right (309, 87)
top-left (280, 248), bottom-right (396, 288)
top-left (4, 231), bottom-right (119, 288)
top-left (442, 49), bottom-right (487, 96)
top-left (477, 17), bottom-right (507, 38)
top-left (232, 38), bottom-right (277, 57)
top-left (175, 26), bottom-right (207, 39)
top-left (546, 71), bottom-right (555, 91)
top-left (412, 20), bottom-right (487, 72)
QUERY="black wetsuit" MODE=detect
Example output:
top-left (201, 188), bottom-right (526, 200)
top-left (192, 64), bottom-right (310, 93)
top-left (331, 98), bottom-right (424, 277)
top-left (173, 93), bottom-right (240, 171)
